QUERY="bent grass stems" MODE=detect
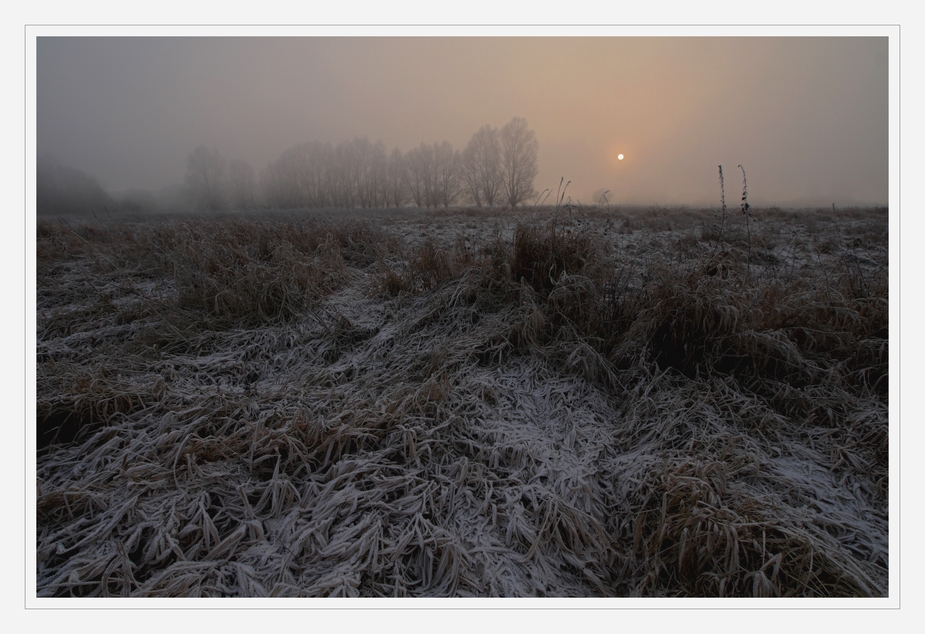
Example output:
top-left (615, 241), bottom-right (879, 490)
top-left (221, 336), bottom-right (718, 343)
top-left (36, 207), bottom-right (888, 597)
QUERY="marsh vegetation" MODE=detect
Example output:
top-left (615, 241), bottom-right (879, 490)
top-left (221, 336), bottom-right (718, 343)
top-left (35, 205), bottom-right (888, 597)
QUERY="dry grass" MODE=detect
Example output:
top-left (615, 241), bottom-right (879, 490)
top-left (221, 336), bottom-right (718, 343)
top-left (35, 206), bottom-right (888, 597)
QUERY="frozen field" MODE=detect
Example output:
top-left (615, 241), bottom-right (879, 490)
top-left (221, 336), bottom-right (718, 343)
top-left (35, 205), bottom-right (889, 597)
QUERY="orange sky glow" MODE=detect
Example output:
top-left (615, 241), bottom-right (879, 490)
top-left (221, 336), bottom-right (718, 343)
top-left (35, 34), bottom-right (890, 208)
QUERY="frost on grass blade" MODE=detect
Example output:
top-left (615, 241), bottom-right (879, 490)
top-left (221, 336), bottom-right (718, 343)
top-left (36, 207), bottom-right (888, 597)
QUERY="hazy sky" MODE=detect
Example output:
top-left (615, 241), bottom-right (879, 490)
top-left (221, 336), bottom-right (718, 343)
top-left (35, 36), bottom-right (889, 207)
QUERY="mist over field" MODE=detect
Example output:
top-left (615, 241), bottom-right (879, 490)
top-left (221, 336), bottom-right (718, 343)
top-left (34, 30), bottom-right (893, 600)
top-left (36, 36), bottom-right (888, 212)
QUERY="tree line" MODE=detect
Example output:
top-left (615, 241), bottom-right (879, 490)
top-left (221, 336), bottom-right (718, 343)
top-left (184, 117), bottom-right (538, 212)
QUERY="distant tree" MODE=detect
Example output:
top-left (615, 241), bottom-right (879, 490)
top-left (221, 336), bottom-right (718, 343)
top-left (433, 141), bottom-right (461, 209)
top-left (301, 141), bottom-right (333, 208)
top-left (36, 153), bottom-right (114, 216)
top-left (385, 148), bottom-right (409, 208)
top-left (228, 159), bottom-right (256, 210)
top-left (404, 143), bottom-right (434, 208)
top-left (350, 137), bottom-right (389, 208)
top-left (370, 140), bottom-right (390, 208)
top-left (499, 117), bottom-right (539, 209)
top-left (327, 141), bottom-right (358, 208)
top-left (257, 134), bottom-right (467, 211)
top-left (460, 150), bottom-right (482, 207)
top-left (461, 124), bottom-right (503, 207)
top-left (261, 141), bottom-right (331, 209)
top-left (185, 146), bottom-right (226, 211)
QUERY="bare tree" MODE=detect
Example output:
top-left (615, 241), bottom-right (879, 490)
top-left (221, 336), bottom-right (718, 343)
top-left (351, 137), bottom-right (389, 208)
top-left (461, 124), bottom-right (503, 207)
top-left (433, 141), bottom-right (461, 209)
top-left (499, 117), bottom-right (539, 209)
top-left (460, 147), bottom-right (482, 208)
top-left (261, 141), bottom-right (331, 210)
top-left (327, 141), bottom-right (359, 208)
top-left (386, 148), bottom-right (408, 208)
top-left (257, 132), bottom-right (492, 211)
top-left (369, 140), bottom-right (390, 208)
top-left (185, 146), bottom-right (227, 211)
top-left (306, 141), bottom-right (334, 208)
top-left (262, 144), bottom-right (303, 209)
top-left (404, 143), bottom-right (433, 208)
top-left (228, 159), bottom-right (256, 210)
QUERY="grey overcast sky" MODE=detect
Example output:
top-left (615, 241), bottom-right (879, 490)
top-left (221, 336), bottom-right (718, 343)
top-left (35, 34), bottom-right (889, 207)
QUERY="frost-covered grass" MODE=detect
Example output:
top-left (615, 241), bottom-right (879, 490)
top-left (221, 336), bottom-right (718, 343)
top-left (35, 205), bottom-right (888, 597)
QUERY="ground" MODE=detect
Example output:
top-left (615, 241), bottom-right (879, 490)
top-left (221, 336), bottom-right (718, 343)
top-left (35, 205), bottom-right (889, 597)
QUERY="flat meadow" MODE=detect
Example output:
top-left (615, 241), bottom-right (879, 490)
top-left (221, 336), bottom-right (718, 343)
top-left (35, 204), bottom-right (889, 597)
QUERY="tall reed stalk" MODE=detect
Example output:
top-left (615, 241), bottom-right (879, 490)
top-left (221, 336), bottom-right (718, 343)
top-left (739, 164), bottom-right (751, 278)
top-left (713, 165), bottom-right (727, 258)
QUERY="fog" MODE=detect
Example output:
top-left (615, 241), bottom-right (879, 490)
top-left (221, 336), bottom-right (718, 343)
top-left (36, 36), bottom-right (888, 209)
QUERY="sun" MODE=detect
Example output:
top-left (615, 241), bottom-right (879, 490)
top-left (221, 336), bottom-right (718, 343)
top-left (608, 146), bottom-right (628, 168)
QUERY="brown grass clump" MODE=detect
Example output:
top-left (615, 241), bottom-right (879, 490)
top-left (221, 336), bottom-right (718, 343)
top-left (166, 222), bottom-right (347, 328)
top-left (36, 206), bottom-right (888, 598)
top-left (510, 219), bottom-right (600, 296)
